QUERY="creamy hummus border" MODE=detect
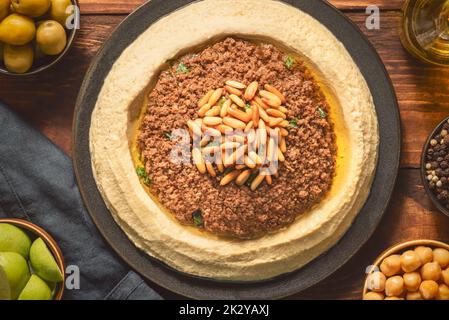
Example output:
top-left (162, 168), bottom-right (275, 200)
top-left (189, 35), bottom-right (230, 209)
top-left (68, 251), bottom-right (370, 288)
top-left (90, 0), bottom-right (379, 281)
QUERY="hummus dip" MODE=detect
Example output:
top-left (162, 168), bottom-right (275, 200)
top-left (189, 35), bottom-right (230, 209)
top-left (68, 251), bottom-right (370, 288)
top-left (90, 0), bottom-right (379, 281)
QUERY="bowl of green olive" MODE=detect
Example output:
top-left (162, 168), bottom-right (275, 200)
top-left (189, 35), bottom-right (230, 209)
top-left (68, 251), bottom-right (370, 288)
top-left (0, 0), bottom-right (79, 76)
top-left (363, 240), bottom-right (449, 300)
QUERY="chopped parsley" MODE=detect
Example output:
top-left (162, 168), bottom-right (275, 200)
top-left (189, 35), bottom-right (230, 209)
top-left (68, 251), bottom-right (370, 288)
top-left (136, 166), bottom-right (151, 186)
top-left (317, 107), bottom-right (327, 119)
top-left (192, 210), bottom-right (203, 227)
top-left (245, 103), bottom-right (252, 111)
top-left (289, 118), bottom-right (300, 128)
top-left (163, 132), bottom-right (172, 140)
top-left (285, 56), bottom-right (296, 70)
top-left (176, 62), bottom-right (189, 74)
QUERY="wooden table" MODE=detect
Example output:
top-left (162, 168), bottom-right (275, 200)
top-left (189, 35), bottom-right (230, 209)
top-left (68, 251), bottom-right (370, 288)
top-left (1, 0), bottom-right (449, 300)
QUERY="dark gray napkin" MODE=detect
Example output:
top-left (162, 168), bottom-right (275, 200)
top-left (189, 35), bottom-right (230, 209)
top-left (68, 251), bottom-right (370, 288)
top-left (0, 102), bottom-right (163, 300)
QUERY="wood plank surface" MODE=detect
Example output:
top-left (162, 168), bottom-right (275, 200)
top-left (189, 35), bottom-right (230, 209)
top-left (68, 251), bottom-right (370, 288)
top-left (78, 0), bottom-right (404, 14)
top-left (1, 0), bottom-right (449, 300)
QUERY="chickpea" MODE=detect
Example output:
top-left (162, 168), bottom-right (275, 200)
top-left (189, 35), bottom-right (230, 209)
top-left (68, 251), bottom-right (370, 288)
top-left (366, 271), bottom-right (386, 292)
top-left (403, 272), bottom-right (421, 292)
top-left (385, 276), bottom-right (404, 297)
top-left (414, 246), bottom-right (433, 265)
top-left (442, 268), bottom-right (449, 286)
top-left (433, 248), bottom-right (449, 268)
top-left (363, 291), bottom-right (384, 300)
top-left (406, 291), bottom-right (423, 300)
top-left (380, 255), bottom-right (401, 277)
top-left (436, 284), bottom-right (449, 300)
top-left (421, 262), bottom-right (442, 281)
top-left (419, 280), bottom-right (439, 300)
top-left (400, 250), bottom-right (422, 272)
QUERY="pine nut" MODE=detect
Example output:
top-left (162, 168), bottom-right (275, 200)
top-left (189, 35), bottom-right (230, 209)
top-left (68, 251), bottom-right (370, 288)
top-left (202, 145), bottom-right (220, 155)
top-left (198, 103), bottom-right (212, 117)
top-left (216, 161), bottom-right (224, 173)
top-left (221, 142), bottom-right (241, 150)
top-left (216, 124), bottom-right (234, 134)
top-left (236, 169), bottom-right (252, 186)
top-left (279, 106), bottom-right (288, 114)
top-left (205, 105), bottom-right (221, 117)
top-left (248, 151), bottom-right (262, 165)
top-left (278, 120), bottom-right (290, 128)
top-left (208, 88), bottom-right (224, 106)
top-left (202, 126), bottom-right (222, 137)
top-left (220, 99), bottom-right (231, 117)
top-left (251, 174), bottom-right (265, 191)
top-left (223, 117), bottom-right (246, 130)
top-left (252, 103), bottom-right (260, 128)
top-left (200, 136), bottom-right (210, 147)
top-left (280, 128), bottom-right (289, 137)
top-left (235, 164), bottom-right (247, 170)
top-left (227, 134), bottom-right (246, 144)
top-left (244, 81), bottom-right (259, 100)
top-left (206, 162), bottom-right (217, 177)
top-left (225, 80), bottom-right (246, 89)
top-left (264, 84), bottom-right (286, 104)
top-left (192, 148), bottom-right (206, 174)
top-left (258, 106), bottom-right (270, 123)
top-left (269, 117), bottom-right (284, 127)
top-left (244, 156), bottom-right (257, 169)
top-left (267, 108), bottom-right (286, 119)
top-left (244, 121), bottom-right (254, 133)
top-left (254, 96), bottom-right (269, 109)
top-left (278, 148), bottom-right (285, 162)
top-left (265, 174), bottom-right (273, 185)
top-left (229, 94), bottom-right (246, 108)
top-left (228, 106), bottom-right (251, 123)
top-left (260, 90), bottom-right (282, 107)
top-left (187, 120), bottom-right (203, 137)
top-left (280, 137), bottom-right (287, 153)
top-left (198, 90), bottom-right (214, 108)
top-left (225, 85), bottom-right (243, 96)
top-left (220, 170), bottom-right (241, 186)
top-left (203, 117), bottom-right (223, 126)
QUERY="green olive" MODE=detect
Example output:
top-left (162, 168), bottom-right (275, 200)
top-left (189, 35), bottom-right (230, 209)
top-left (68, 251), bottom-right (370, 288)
top-left (400, 250), bottom-right (422, 272)
top-left (366, 271), bottom-right (386, 292)
top-left (442, 268), bottom-right (449, 286)
top-left (406, 291), bottom-right (423, 300)
top-left (414, 246), bottom-right (433, 265)
top-left (50, 0), bottom-right (73, 27)
top-left (0, 13), bottom-right (36, 45)
top-left (11, 0), bottom-right (51, 18)
top-left (36, 20), bottom-right (66, 55)
top-left (403, 272), bottom-right (421, 292)
top-left (419, 280), bottom-right (439, 300)
top-left (380, 254), bottom-right (401, 277)
top-left (385, 276), bottom-right (404, 297)
top-left (433, 248), bottom-right (449, 268)
top-left (3, 43), bottom-right (34, 73)
top-left (0, 0), bottom-right (10, 21)
top-left (363, 291), bottom-right (384, 300)
top-left (421, 261), bottom-right (442, 281)
top-left (437, 284), bottom-right (449, 300)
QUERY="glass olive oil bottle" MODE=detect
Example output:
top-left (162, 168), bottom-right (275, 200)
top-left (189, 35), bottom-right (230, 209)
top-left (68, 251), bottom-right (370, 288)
top-left (401, 0), bottom-right (449, 66)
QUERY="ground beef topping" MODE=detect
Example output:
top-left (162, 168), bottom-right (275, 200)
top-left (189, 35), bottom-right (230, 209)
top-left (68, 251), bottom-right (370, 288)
top-left (137, 37), bottom-right (337, 239)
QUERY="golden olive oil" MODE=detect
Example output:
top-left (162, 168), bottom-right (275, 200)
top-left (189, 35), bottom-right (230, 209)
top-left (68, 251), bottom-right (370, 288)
top-left (401, 0), bottom-right (449, 66)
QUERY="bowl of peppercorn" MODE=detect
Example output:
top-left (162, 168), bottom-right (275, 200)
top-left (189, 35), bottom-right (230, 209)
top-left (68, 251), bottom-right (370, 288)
top-left (422, 117), bottom-right (449, 217)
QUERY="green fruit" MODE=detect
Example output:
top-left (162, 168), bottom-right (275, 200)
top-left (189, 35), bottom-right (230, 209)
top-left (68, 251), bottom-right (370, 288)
top-left (0, 252), bottom-right (31, 300)
top-left (36, 20), bottom-right (66, 55)
top-left (0, 13), bottom-right (36, 45)
top-left (3, 43), bottom-right (34, 73)
top-left (0, 0), bottom-right (9, 21)
top-left (0, 223), bottom-right (32, 258)
top-left (0, 265), bottom-right (11, 300)
top-left (50, 0), bottom-right (72, 27)
top-left (18, 275), bottom-right (52, 300)
top-left (29, 238), bottom-right (63, 282)
top-left (11, 0), bottom-right (51, 18)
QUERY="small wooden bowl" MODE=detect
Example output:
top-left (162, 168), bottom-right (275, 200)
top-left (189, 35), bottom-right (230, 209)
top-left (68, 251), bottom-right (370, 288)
top-left (362, 239), bottom-right (449, 299)
top-left (421, 116), bottom-right (449, 218)
top-left (0, 218), bottom-right (65, 300)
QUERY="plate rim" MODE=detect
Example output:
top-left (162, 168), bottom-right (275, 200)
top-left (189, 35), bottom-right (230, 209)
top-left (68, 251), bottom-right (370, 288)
top-left (73, 0), bottom-right (401, 299)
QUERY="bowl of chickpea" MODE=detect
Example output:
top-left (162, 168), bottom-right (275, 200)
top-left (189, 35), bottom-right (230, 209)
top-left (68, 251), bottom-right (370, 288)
top-left (363, 240), bottom-right (449, 300)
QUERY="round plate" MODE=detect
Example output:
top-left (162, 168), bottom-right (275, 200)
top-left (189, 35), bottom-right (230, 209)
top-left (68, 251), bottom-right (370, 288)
top-left (73, 0), bottom-right (400, 299)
